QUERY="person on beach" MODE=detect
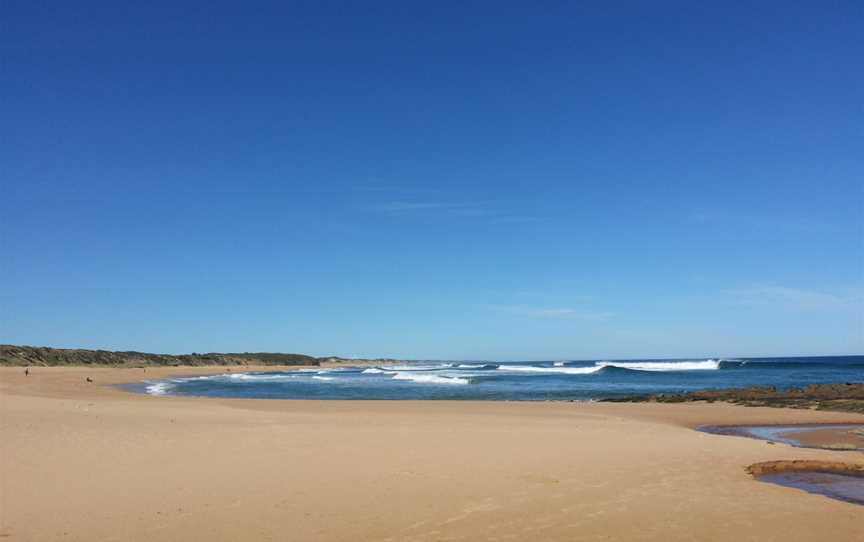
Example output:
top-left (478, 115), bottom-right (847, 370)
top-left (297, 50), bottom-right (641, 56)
top-left (24, 367), bottom-right (29, 376)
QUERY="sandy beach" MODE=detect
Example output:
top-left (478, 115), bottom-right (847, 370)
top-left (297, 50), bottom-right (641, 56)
top-left (1, 367), bottom-right (862, 541)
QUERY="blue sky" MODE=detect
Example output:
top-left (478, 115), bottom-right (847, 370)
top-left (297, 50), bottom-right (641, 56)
top-left (2, 2), bottom-right (862, 360)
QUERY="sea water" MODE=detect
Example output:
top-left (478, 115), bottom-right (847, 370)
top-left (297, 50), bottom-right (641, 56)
top-left (138, 355), bottom-right (864, 401)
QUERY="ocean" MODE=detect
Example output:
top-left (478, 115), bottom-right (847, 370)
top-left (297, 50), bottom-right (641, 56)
top-left (139, 355), bottom-right (864, 400)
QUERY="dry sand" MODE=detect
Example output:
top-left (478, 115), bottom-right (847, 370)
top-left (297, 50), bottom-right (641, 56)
top-left (1, 366), bottom-right (862, 541)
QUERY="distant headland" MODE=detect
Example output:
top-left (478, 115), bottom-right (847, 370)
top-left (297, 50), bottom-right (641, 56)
top-left (0, 344), bottom-right (399, 367)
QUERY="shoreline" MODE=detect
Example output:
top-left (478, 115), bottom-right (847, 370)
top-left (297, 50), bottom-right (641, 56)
top-left (11, 365), bottom-right (864, 420)
top-left (2, 366), bottom-right (863, 541)
top-left (7, 366), bottom-right (864, 431)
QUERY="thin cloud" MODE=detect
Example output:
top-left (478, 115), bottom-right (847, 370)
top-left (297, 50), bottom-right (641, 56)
top-left (731, 286), bottom-right (858, 311)
top-left (495, 305), bottom-right (615, 322)
top-left (374, 201), bottom-right (479, 214)
top-left (352, 183), bottom-right (439, 195)
top-left (371, 200), bottom-right (507, 220)
top-left (370, 200), bottom-right (540, 223)
top-left (689, 211), bottom-right (833, 235)
top-left (485, 215), bottom-right (546, 225)
top-left (353, 182), bottom-right (539, 221)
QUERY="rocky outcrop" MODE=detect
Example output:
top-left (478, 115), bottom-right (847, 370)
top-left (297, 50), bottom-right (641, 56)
top-left (601, 383), bottom-right (864, 413)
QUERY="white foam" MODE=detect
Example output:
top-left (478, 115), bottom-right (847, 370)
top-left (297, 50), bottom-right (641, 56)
top-left (379, 364), bottom-right (450, 371)
top-left (312, 375), bottom-right (335, 381)
top-left (553, 361), bottom-right (566, 367)
top-left (145, 381), bottom-right (174, 395)
top-left (500, 365), bottom-right (604, 375)
top-left (391, 372), bottom-right (470, 385)
top-left (226, 373), bottom-right (299, 381)
top-left (597, 359), bottom-right (720, 372)
top-left (362, 367), bottom-right (392, 374)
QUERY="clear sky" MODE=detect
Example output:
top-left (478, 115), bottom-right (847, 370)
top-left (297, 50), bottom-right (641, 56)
top-left (2, 2), bottom-right (862, 360)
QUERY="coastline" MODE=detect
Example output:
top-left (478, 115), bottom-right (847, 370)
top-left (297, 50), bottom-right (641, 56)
top-left (2, 367), bottom-right (863, 541)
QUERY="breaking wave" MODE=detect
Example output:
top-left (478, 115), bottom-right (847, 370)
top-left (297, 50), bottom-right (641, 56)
top-left (378, 364), bottom-right (451, 371)
top-left (718, 360), bottom-right (864, 370)
top-left (361, 367), bottom-right (391, 374)
top-left (226, 373), bottom-right (302, 381)
top-left (501, 365), bottom-right (605, 375)
top-left (391, 372), bottom-right (471, 385)
top-left (456, 363), bottom-right (499, 369)
top-left (596, 360), bottom-right (721, 372)
top-left (145, 381), bottom-right (175, 395)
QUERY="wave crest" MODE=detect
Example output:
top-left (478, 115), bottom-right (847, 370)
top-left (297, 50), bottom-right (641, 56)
top-left (501, 365), bottom-right (605, 375)
top-left (391, 372), bottom-right (471, 385)
top-left (597, 360), bottom-right (720, 372)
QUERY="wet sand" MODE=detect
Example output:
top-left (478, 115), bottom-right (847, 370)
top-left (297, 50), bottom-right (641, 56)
top-left (747, 461), bottom-right (864, 505)
top-left (699, 424), bottom-right (864, 451)
top-left (1, 366), bottom-right (863, 541)
top-left (784, 426), bottom-right (864, 450)
top-left (759, 471), bottom-right (864, 506)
